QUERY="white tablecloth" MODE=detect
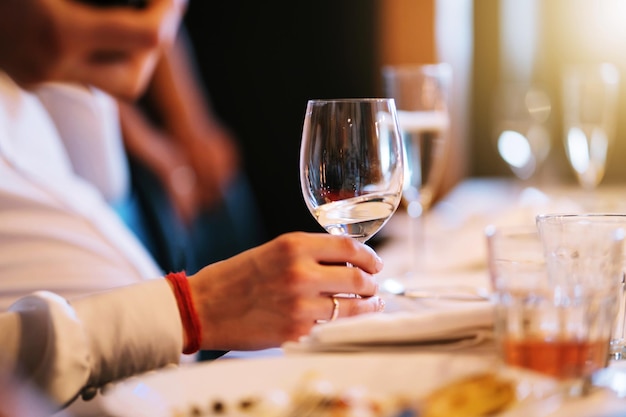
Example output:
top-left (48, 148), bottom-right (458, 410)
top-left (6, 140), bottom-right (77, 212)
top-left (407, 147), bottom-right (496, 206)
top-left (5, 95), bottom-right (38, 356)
top-left (78, 178), bottom-right (626, 417)
top-left (236, 178), bottom-right (626, 416)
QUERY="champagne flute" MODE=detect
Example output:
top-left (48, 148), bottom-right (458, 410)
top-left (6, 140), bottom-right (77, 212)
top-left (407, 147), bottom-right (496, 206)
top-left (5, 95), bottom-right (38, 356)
top-left (381, 64), bottom-right (452, 282)
top-left (299, 99), bottom-right (404, 246)
top-left (492, 82), bottom-right (552, 183)
top-left (562, 62), bottom-right (619, 190)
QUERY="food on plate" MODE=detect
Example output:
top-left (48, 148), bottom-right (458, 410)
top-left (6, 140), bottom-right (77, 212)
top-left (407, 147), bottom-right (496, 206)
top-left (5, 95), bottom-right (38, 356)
top-left (171, 372), bottom-right (416, 417)
top-left (171, 371), bottom-right (517, 417)
top-left (421, 372), bottom-right (516, 417)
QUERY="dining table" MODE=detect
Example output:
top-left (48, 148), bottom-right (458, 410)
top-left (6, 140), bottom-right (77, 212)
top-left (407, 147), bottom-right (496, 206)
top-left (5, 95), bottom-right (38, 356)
top-left (80, 177), bottom-right (626, 417)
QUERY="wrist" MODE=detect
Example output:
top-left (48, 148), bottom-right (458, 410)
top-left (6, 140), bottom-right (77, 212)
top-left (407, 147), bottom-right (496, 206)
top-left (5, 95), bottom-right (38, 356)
top-left (165, 271), bottom-right (202, 354)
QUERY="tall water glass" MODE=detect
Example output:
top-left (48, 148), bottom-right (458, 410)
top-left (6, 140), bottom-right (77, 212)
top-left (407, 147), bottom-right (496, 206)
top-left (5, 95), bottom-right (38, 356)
top-left (381, 64), bottom-right (452, 281)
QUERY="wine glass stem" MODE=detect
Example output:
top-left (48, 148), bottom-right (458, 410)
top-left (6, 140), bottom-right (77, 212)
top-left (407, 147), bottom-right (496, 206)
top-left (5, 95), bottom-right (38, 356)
top-left (407, 201), bottom-right (426, 282)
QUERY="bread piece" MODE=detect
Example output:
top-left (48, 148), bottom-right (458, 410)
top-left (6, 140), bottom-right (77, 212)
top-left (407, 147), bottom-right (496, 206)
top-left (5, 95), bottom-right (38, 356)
top-left (421, 372), bottom-right (516, 417)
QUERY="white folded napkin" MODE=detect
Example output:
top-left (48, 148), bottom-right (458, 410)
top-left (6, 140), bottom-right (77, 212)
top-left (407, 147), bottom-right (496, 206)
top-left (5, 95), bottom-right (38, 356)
top-left (283, 298), bottom-right (495, 353)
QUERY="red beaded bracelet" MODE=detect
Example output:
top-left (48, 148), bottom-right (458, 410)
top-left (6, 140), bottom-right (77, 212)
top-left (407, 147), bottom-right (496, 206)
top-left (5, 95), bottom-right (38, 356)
top-left (165, 271), bottom-right (202, 354)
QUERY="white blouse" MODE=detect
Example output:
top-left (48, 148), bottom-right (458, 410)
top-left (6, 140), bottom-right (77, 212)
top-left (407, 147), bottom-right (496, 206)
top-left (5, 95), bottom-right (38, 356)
top-left (0, 72), bottom-right (183, 407)
top-left (0, 72), bottom-right (162, 309)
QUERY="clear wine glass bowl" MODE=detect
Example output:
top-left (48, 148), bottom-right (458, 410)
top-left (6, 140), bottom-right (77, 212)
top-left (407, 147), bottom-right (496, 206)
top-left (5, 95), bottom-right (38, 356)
top-left (299, 98), bottom-right (404, 243)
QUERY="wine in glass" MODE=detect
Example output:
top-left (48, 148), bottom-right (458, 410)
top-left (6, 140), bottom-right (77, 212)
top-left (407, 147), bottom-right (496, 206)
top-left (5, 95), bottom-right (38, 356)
top-left (381, 64), bottom-right (452, 280)
top-left (299, 99), bottom-right (404, 245)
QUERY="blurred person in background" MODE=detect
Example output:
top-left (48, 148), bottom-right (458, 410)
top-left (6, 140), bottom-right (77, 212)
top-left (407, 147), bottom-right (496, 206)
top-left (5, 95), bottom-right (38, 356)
top-left (118, 28), bottom-right (265, 276)
top-left (0, 0), bottom-right (385, 413)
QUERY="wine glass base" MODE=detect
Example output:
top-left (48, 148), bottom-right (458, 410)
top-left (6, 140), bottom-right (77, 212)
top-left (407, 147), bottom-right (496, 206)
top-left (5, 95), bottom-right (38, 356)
top-left (609, 345), bottom-right (626, 361)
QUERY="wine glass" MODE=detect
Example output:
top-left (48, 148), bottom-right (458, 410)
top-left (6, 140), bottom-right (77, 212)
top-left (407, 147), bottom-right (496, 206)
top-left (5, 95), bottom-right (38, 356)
top-left (492, 82), bottom-right (552, 183)
top-left (381, 64), bottom-right (452, 281)
top-left (562, 62), bottom-right (619, 190)
top-left (299, 99), bottom-right (404, 245)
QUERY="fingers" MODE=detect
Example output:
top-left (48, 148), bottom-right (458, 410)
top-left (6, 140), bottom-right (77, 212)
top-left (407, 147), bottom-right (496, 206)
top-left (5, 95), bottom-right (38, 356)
top-left (65, 1), bottom-right (176, 98)
top-left (67, 0), bottom-right (185, 51)
top-left (314, 295), bottom-right (385, 323)
top-left (0, 0), bottom-right (185, 95)
top-left (282, 233), bottom-right (383, 296)
top-left (318, 236), bottom-right (384, 275)
top-left (261, 232), bottom-right (384, 297)
top-left (45, 0), bottom-right (185, 98)
top-left (69, 51), bottom-right (159, 99)
top-left (310, 264), bottom-right (380, 297)
top-left (283, 232), bottom-right (383, 274)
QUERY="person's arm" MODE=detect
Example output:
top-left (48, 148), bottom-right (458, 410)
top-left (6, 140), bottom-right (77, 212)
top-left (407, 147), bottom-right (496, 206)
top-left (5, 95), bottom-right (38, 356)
top-left (118, 99), bottom-right (200, 223)
top-left (0, 232), bottom-right (384, 408)
top-left (120, 30), bottom-right (240, 215)
top-left (0, 280), bottom-right (182, 408)
top-left (156, 34), bottom-right (241, 209)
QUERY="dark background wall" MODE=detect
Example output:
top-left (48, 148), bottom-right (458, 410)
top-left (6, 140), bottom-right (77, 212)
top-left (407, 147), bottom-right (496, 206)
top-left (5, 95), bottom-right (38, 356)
top-left (186, 1), bottom-right (626, 241)
top-left (183, 1), bottom-right (380, 239)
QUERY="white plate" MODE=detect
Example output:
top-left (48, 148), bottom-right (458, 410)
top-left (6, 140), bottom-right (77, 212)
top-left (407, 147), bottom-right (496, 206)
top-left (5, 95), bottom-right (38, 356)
top-left (100, 352), bottom-right (562, 417)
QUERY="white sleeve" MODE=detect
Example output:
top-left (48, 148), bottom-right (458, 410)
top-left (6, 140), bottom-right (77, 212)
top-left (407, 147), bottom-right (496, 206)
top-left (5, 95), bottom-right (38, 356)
top-left (0, 279), bottom-right (183, 407)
